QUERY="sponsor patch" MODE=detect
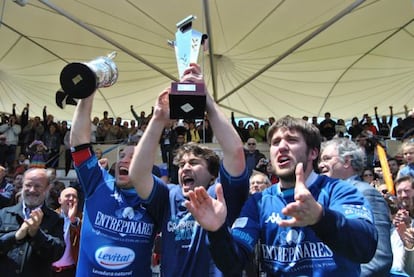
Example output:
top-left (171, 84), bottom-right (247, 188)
top-left (95, 246), bottom-right (135, 270)
top-left (232, 217), bottom-right (248, 228)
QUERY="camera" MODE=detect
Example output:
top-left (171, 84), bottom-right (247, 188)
top-left (262, 159), bottom-right (269, 165)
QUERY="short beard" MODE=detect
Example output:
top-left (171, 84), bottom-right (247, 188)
top-left (279, 173), bottom-right (296, 188)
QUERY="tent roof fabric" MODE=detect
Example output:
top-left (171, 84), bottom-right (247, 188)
top-left (1, 0), bottom-right (414, 122)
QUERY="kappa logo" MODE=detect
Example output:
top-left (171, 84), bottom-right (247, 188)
top-left (265, 212), bottom-right (282, 224)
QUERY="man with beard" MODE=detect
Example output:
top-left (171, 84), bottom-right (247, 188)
top-left (129, 63), bottom-right (249, 276)
top-left (185, 116), bottom-right (378, 276)
top-left (0, 168), bottom-right (65, 276)
top-left (70, 89), bottom-right (164, 276)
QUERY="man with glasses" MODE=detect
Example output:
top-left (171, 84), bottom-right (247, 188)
top-left (318, 138), bottom-right (392, 277)
top-left (244, 138), bottom-right (267, 176)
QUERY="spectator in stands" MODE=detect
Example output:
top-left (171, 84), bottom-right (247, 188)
top-left (375, 106), bottom-right (393, 140)
top-left (28, 140), bottom-right (48, 168)
top-left (12, 173), bottom-right (24, 200)
top-left (42, 106), bottom-right (55, 132)
top-left (52, 187), bottom-right (82, 276)
top-left (46, 168), bottom-right (66, 210)
top-left (388, 157), bottom-right (401, 181)
top-left (319, 112), bottom-right (336, 140)
top-left (348, 116), bottom-right (363, 141)
top-left (0, 168), bottom-right (65, 276)
top-left (187, 120), bottom-right (200, 143)
top-left (159, 121), bottom-right (174, 164)
top-left (185, 115), bottom-right (377, 276)
top-left (63, 129), bottom-right (73, 176)
top-left (130, 105), bottom-right (153, 128)
top-left (0, 165), bottom-right (14, 208)
top-left (392, 117), bottom-right (406, 141)
top-left (0, 135), bottom-right (8, 167)
top-left (249, 121), bottom-right (266, 142)
top-left (311, 116), bottom-right (319, 129)
top-left (90, 116), bottom-right (99, 144)
top-left (21, 116), bottom-right (45, 154)
top-left (335, 118), bottom-right (346, 137)
top-left (244, 137), bottom-right (267, 176)
top-left (361, 167), bottom-right (380, 187)
top-left (265, 160), bottom-right (279, 184)
top-left (361, 114), bottom-right (378, 136)
top-left (402, 105), bottom-right (414, 132)
top-left (319, 138), bottom-right (392, 276)
top-left (248, 170), bottom-right (272, 195)
top-left (356, 131), bottom-right (376, 168)
top-left (198, 118), bottom-right (214, 143)
top-left (397, 140), bottom-right (414, 179)
top-left (43, 123), bottom-right (61, 168)
top-left (231, 112), bottom-right (250, 142)
top-left (168, 132), bottom-right (186, 184)
top-left (0, 113), bottom-right (21, 168)
top-left (390, 176), bottom-right (414, 276)
top-left (17, 152), bottom-right (30, 171)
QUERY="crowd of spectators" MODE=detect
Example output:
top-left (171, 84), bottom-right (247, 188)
top-left (1, 100), bottom-right (414, 276)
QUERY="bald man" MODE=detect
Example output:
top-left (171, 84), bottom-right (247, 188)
top-left (52, 187), bottom-right (82, 276)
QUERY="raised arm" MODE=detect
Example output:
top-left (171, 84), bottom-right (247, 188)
top-left (129, 89), bottom-right (170, 199)
top-left (183, 64), bottom-right (245, 177)
top-left (70, 92), bottom-right (94, 147)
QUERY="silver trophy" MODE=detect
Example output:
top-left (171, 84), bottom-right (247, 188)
top-left (169, 15), bottom-right (208, 119)
top-left (59, 51), bottom-right (118, 101)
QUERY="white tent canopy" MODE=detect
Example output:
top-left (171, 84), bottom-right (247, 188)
top-left (1, 0), bottom-right (414, 122)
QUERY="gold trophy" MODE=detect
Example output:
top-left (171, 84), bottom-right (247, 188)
top-left (169, 15), bottom-right (208, 119)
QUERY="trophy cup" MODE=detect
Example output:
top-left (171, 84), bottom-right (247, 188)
top-left (58, 51), bottom-right (118, 107)
top-left (169, 15), bottom-right (208, 119)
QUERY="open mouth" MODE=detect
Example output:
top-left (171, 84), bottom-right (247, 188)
top-left (182, 176), bottom-right (195, 190)
top-left (277, 156), bottom-right (290, 167)
top-left (118, 166), bottom-right (129, 175)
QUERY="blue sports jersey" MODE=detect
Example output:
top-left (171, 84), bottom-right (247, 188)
top-left (74, 154), bottom-right (168, 276)
top-left (148, 162), bottom-right (249, 277)
top-left (209, 172), bottom-right (378, 277)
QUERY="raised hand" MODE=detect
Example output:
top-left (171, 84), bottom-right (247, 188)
top-left (278, 163), bottom-right (323, 227)
top-left (68, 199), bottom-right (78, 223)
top-left (185, 183), bottom-right (227, 232)
top-left (153, 89), bottom-right (170, 123)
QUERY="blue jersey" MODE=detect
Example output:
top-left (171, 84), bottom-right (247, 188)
top-left (74, 154), bottom-right (167, 277)
top-left (209, 172), bottom-right (377, 277)
top-left (148, 162), bottom-right (249, 277)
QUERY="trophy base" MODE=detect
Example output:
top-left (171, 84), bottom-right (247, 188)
top-left (60, 62), bottom-right (97, 99)
top-left (169, 82), bottom-right (206, 119)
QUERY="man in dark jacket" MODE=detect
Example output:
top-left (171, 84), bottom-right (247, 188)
top-left (244, 138), bottom-right (267, 176)
top-left (319, 138), bottom-right (393, 277)
top-left (0, 168), bottom-right (65, 277)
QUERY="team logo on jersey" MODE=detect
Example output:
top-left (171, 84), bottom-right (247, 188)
top-left (95, 246), bottom-right (135, 270)
top-left (265, 212), bottom-right (282, 224)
